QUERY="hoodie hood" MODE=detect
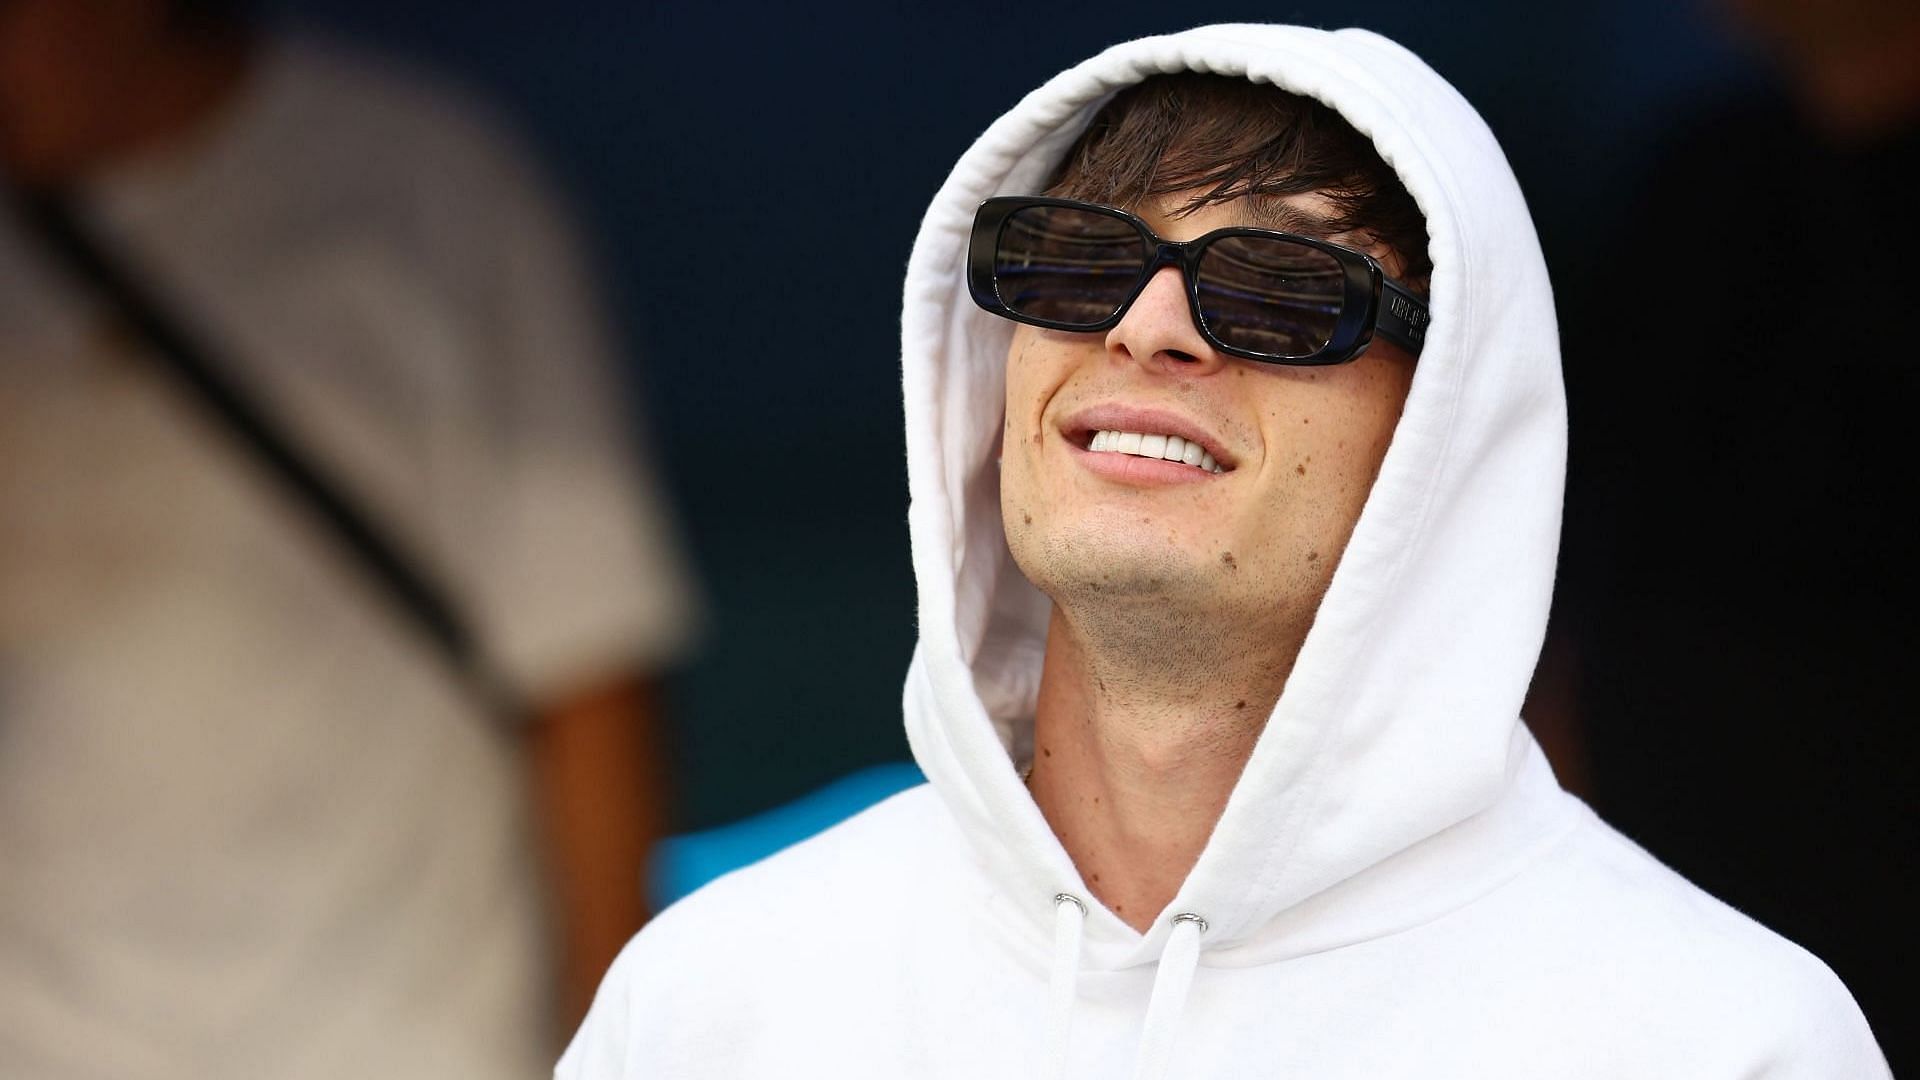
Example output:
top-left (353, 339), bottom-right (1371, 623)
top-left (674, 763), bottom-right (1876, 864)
top-left (900, 24), bottom-right (1568, 971)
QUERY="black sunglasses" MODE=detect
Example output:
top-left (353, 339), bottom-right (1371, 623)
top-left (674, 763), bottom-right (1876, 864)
top-left (967, 196), bottom-right (1429, 365)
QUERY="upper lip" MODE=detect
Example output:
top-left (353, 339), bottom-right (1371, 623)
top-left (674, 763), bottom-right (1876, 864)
top-left (1058, 404), bottom-right (1237, 471)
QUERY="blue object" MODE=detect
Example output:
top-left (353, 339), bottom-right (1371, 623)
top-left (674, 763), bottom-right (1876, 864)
top-left (648, 761), bottom-right (926, 908)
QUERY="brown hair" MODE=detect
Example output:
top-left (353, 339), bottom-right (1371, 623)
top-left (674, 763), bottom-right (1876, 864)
top-left (1044, 73), bottom-right (1432, 292)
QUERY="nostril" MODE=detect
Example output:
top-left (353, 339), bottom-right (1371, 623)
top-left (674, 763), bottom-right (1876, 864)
top-left (1165, 349), bottom-right (1199, 364)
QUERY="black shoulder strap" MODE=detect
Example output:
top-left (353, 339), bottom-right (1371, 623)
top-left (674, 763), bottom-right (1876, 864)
top-left (9, 187), bottom-right (521, 725)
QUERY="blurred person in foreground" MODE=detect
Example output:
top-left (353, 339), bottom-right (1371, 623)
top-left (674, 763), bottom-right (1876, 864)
top-left (559, 25), bottom-right (1885, 1079)
top-left (1556, 0), bottom-right (1919, 1070)
top-left (0, 1), bottom-right (699, 1075)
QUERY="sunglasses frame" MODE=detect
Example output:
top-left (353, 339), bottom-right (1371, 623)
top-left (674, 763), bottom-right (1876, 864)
top-left (967, 195), bottom-right (1429, 366)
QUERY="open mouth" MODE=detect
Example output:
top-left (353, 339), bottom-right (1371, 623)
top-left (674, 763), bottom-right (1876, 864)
top-left (1084, 429), bottom-right (1224, 473)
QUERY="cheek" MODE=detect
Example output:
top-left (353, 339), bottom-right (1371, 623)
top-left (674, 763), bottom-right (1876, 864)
top-left (1003, 329), bottom-right (1055, 420)
top-left (1001, 332), bottom-right (1075, 470)
top-left (1253, 363), bottom-right (1412, 553)
top-left (999, 332), bottom-right (1049, 536)
top-left (1266, 394), bottom-right (1401, 488)
top-left (1312, 403), bottom-right (1404, 514)
top-left (1311, 358), bottom-right (1412, 473)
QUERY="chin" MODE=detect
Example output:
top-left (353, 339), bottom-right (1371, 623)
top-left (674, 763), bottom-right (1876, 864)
top-left (1011, 519), bottom-right (1217, 607)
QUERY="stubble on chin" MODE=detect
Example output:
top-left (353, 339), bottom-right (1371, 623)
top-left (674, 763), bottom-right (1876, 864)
top-left (1012, 516), bottom-right (1267, 685)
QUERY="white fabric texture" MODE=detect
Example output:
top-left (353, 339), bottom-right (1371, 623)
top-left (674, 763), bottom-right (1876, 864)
top-left (0, 38), bottom-right (698, 1080)
top-left (557, 24), bottom-right (1888, 1079)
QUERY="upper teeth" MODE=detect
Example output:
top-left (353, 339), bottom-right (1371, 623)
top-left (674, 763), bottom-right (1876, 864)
top-left (1089, 430), bottom-right (1222, 473)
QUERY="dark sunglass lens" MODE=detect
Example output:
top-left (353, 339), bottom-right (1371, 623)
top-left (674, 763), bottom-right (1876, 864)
top-left (1194, 236), bottom-right (1345, 358)
top-left (994, 205), bottom-right (1146, 327)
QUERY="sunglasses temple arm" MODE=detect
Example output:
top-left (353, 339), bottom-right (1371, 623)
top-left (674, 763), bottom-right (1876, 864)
top-left (1375, 279), bottom-right (1431, 356)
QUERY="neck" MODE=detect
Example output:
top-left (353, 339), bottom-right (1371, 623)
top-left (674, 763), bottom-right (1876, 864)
top-left (1026, 602), bottom-right (1296, 932)
top-left (18, 27), bottom-right (253, 188)
top-left (1770, 11), bottom-right (1920, 143)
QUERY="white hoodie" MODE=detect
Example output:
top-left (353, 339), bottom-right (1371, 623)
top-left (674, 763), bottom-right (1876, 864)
top-left (558, 25), bottom-right (1887, 1079)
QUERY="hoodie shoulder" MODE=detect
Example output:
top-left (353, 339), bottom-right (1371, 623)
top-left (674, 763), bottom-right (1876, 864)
top-left (556, 785), bottom-right (966, 1078)
top-left (1485, 809), bottom-right (1890, 1077)
top-left (619, 781), bottom-right (954, 968)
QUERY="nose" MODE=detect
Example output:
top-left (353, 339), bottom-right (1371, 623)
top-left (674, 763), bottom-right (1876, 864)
top-left (1104, 265), bottom-right (1228, 377)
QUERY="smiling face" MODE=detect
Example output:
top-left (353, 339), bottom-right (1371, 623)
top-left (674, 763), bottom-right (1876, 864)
top-left (999, 191), bottom-right (1417, 648)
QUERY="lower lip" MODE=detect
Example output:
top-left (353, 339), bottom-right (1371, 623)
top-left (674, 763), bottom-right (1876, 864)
top-left (1071, 443), bottom-right (1223, 486)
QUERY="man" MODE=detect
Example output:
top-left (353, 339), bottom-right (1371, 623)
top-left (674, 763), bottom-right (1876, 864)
top-left (0, 2), bottom-right (697, 1076)
top-left (559, 25), bottom-right (1886, 1078)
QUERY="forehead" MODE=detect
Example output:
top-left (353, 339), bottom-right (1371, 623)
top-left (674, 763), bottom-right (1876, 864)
top-left (1131, 190), bottom-right (1402, 274)
top-left (1132, 189), bottom-right (1343, 237)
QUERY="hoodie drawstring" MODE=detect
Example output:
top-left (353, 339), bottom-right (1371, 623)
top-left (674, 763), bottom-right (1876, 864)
top-left (1046, 898), bottom-right (1206, 1080)
top-left (1128, 912), bottom-right (1206, 1080)
top-left (1045, 893), bottom-right (1087, 1079)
